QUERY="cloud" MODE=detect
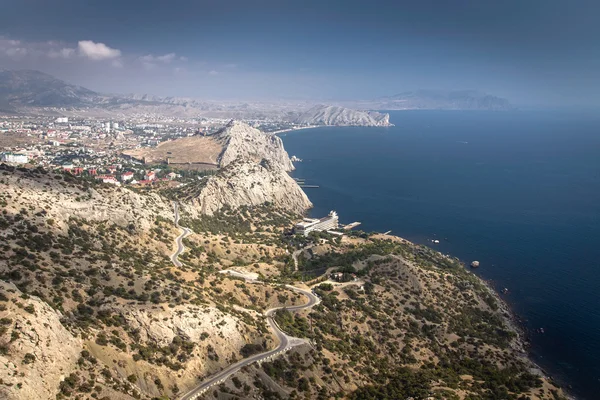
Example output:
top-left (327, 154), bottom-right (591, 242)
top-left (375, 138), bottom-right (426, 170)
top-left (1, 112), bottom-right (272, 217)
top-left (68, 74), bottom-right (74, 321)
top-left (78, 40), bottom-right (121, 60)
top-left (139, 52), bottom-right (186, 70)
top-left (5, 47), bottom-right (28, 58)
top-left (208, 70), bottom-right (219, 75)
top-left (111, 59), bottom-right (124, 68)
top-left (224, 63), bottom-right (237, 69)
top-left (156, 53), bottom-right (176, 63)
top-left (48, 48), bottom-right (76, 59)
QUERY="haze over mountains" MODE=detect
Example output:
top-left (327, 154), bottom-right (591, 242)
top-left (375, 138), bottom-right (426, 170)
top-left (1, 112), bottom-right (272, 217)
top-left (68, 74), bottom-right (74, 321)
top-left (0, 69), bottom-right (513, 121)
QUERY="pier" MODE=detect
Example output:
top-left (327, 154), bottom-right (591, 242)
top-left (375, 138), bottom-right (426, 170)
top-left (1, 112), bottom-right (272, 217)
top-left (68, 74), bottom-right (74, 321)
top-left (299, 185), bottom-right (319, 188)
top-left (344, 222), bottom-right (361, 230)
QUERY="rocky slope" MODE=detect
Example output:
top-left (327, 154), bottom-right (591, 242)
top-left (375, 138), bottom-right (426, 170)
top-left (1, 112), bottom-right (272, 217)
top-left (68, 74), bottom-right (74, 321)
top-left (0, 167), bottom-right (279, 399)
top-left (0, 281), bottom-right (82, 400)
top-left (0, 164), bottom-right (173, 233)
top-left (292, 104), bottom-right (392, 127)
top-left (181, 159), bottom-right (312, 216)
top-left (213, 120), bottom-right (295, 171)
top-left (0, 163), bottom-right (568, 400)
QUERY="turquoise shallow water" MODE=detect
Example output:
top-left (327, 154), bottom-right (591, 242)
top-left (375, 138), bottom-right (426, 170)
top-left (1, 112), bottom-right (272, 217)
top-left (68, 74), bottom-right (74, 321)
top-left (281, 110), bottom-right (600, 399)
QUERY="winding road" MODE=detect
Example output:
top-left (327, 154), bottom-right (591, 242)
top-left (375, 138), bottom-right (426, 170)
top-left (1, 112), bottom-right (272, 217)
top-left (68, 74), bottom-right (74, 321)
top-left (169, 204), bottom-right (320, 400)
top-left (170, 202), bottom-right (192, 268)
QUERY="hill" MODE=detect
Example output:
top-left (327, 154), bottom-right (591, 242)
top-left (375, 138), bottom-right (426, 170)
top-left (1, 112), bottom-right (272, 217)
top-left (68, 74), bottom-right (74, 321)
top-left (0, 164), bottom-right (566, 400)
top-left (292, 105), bottom-right (392, 127)
top-left (372, 90), bottom-right (515, 111)
top-left (0, 69), bottom-right (101, 108)
top-left (122, 120), bottom-right (295, 171)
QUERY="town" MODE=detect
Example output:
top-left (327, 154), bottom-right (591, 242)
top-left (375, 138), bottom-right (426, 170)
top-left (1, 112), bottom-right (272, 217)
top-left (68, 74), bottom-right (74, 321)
top-left (0, 114), bottom-right (300, 187)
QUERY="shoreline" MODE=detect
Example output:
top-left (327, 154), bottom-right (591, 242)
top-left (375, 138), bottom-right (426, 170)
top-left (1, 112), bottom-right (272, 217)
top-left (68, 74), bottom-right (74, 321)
top-left (373, 231), bottom-right (572, 398)
top-left (269, 125), bottom-right (324, 135)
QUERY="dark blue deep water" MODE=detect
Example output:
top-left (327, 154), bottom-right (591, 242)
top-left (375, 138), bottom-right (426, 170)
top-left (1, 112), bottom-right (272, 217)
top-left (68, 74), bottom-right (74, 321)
top-left (281, 111), bottom-right (600, 399)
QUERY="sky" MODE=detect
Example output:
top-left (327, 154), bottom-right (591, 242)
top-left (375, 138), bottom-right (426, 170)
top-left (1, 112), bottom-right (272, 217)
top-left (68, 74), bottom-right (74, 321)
top-left (0, 0), bottom-right (599, 107)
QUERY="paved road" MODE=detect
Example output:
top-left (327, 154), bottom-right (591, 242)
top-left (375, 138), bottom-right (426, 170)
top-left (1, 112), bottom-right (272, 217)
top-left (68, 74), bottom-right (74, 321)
top-left (179, 284), bottom-right (319, 400)
top-left (291, 244), bottom-right (314, 271)
top-left (169, 204), bottom-right (320, 400)
top-left (170, 202), bottom-right (192, 268)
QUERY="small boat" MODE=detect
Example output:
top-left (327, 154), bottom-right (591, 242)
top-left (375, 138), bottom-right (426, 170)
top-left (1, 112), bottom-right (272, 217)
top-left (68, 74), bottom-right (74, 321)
top-left (501, 288), bottom-right (509, 294)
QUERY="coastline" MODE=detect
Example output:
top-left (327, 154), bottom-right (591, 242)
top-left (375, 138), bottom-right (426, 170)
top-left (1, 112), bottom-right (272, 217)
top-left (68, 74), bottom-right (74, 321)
top-left (480, 275), bottom-right (576, 399)
top-left (371, 232), bottom-right (571, 398)
top-left (281, 116), bottom-right (593, 398)
top-left (269, 125), bottom-right (324, 135)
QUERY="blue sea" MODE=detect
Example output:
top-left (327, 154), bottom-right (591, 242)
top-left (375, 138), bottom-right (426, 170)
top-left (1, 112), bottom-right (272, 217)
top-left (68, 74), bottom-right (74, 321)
top-left (281, 110), bottom-right (600, 399)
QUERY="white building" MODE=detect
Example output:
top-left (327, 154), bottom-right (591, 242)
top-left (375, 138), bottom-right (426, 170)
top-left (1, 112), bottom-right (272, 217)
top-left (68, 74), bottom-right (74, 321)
top-left (1, 153), bottom-right (29, 164)
top-left (295, 211), bottom-right (339, 236)
top-left (121, 171), bottom-right (134, 181)
top-left (55, 117), bottom-right (68, 124)
top-left (112, 122), bottom-right (119, 129)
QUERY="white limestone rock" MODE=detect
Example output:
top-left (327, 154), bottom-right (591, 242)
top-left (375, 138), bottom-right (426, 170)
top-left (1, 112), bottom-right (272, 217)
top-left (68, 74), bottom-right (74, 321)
top-left (214, 120), bottom-right (295, 172)
top-left (189, 159), bottom-right (312, 216)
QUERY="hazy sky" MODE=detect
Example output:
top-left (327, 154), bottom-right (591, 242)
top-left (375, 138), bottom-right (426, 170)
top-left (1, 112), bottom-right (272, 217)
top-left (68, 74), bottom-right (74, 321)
top-left (0, 0), bottom-right (598, 107)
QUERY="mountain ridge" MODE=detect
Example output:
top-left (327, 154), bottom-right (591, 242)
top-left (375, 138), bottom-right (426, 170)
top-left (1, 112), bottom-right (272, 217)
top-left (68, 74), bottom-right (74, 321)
top-left (368, 89), bottom-right (515, 111)
top-left (0, 69), bottom-right (392, 125)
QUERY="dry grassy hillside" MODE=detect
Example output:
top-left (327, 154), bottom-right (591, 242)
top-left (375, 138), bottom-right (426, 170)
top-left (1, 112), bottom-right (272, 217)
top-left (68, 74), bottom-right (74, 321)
top-left (0, 166), bottom-right (304, 399)
top-left (123, 135), bottom-right (222, 166)
top-left (0, 165), bottom-right (568, 400)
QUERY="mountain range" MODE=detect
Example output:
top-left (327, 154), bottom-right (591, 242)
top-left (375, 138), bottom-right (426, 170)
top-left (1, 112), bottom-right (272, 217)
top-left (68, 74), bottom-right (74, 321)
top-left (361, 89), bottom-right (515, 111)
top-left (0, 69), bottom-right (513, 122)
top-left (0, 69), bottom-right (393, 126)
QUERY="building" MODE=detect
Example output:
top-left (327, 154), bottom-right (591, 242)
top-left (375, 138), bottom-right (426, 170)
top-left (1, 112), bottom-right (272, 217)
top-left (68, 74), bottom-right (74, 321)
top-left (0, 153), bottom-right (29, 164)
top-left (295, 211), bottom-right (339, 236)
top-left (55, 117), bottom-right (68, 124)
top-left (144, 171), bottom-right (156, 181)
top-left (96, 175), bottom-right (120, 186)
top-left (121, 171), bottom-right (134, 181)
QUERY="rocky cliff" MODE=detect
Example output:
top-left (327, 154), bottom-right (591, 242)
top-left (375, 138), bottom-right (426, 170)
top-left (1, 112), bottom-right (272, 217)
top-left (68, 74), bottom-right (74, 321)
top-left (213, 120), bottom-right (295, 171)
top-left (292, 105), bottom-right (392, 127)
top-left (0, 281), bottom-right (82, 400)
top-left (185, 159), bottom-right (312, 216)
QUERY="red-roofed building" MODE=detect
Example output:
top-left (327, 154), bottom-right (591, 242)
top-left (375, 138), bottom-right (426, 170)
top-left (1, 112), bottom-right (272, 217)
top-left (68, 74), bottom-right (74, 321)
top-left (144, 171), bottom-right (156, 181)
top-left (121, 171), bottom-right (134, 182)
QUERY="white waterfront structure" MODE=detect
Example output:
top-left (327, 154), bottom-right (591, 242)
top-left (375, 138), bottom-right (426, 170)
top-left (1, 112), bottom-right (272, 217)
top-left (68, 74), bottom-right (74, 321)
top-left (1, 152), bottom-right (29, 164)
top-left (295, 211), bottom-right (339, 236)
